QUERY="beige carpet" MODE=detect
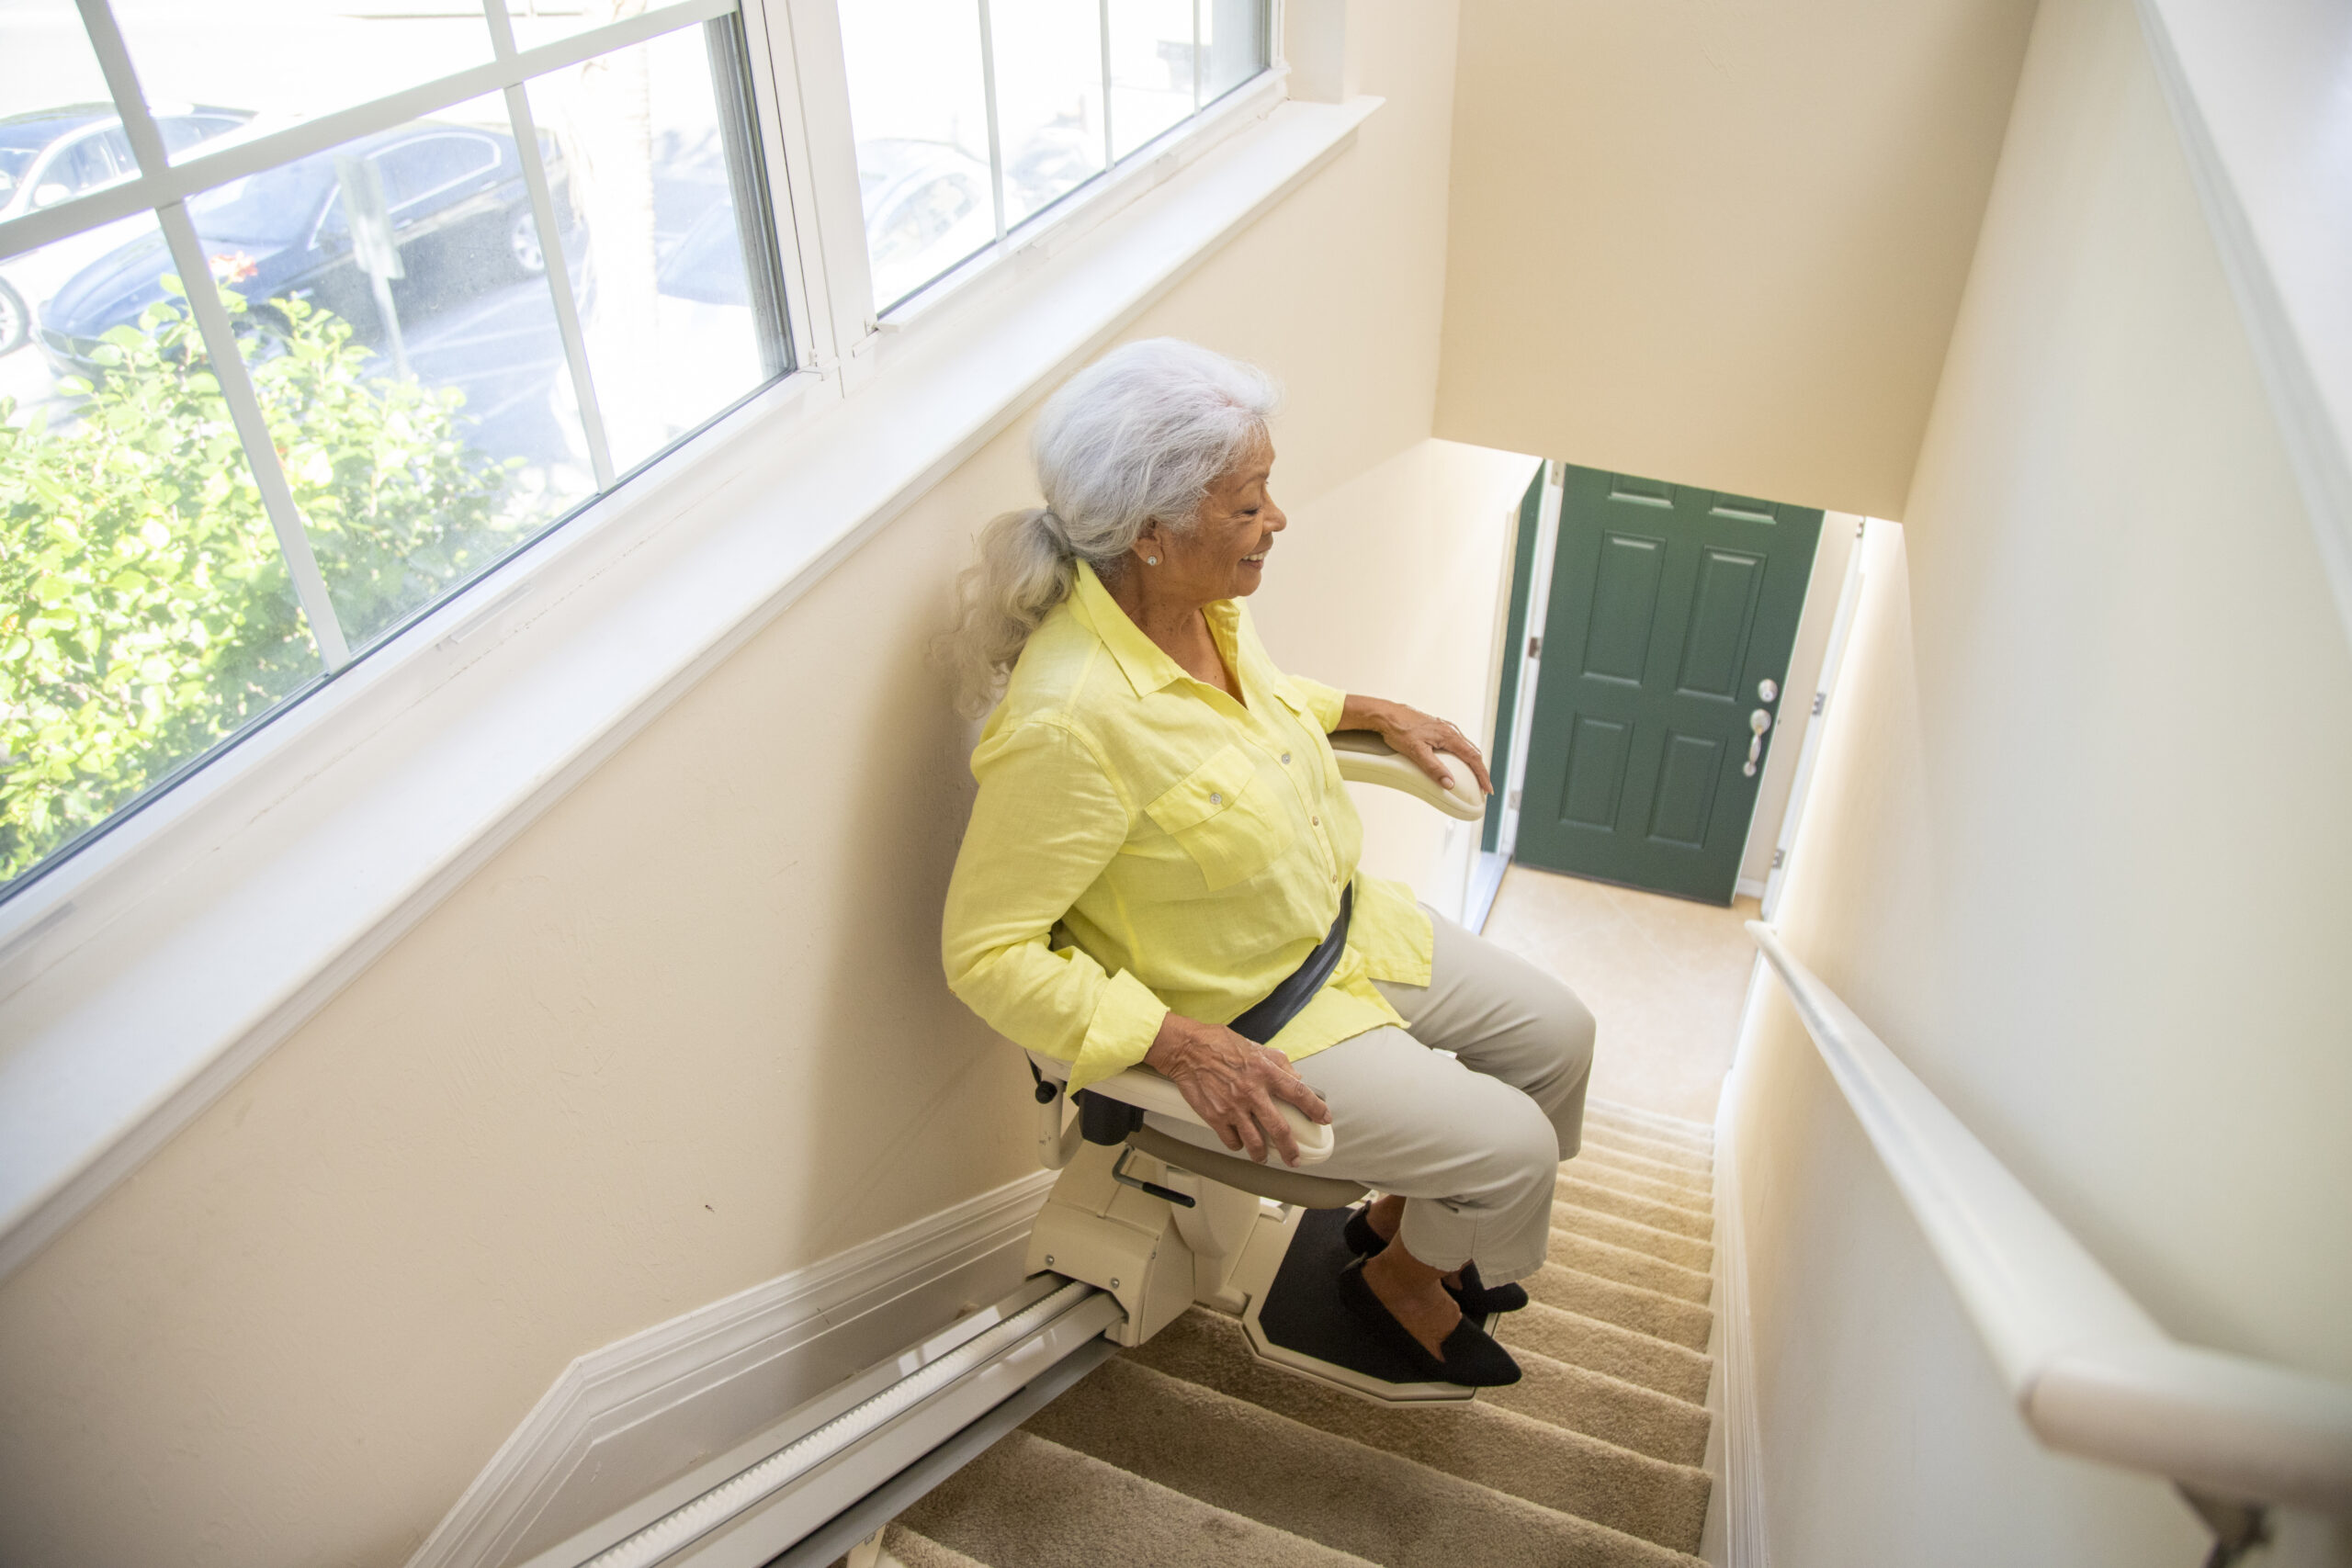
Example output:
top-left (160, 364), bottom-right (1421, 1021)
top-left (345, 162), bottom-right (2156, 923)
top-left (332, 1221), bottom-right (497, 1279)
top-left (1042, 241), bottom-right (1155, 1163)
top-left (869, 1099), bottom-right (1718, 1567)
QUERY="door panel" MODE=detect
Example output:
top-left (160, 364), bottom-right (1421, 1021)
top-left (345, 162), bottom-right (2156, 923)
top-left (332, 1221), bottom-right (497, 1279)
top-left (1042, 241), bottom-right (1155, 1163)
top-left (1580, 533), bottom-right (1665, 682)
top-left (1674, 548), bottom-right (1762, 699)
top-left (1646, 730), bottom-right (1723, 848)
top-left (1559, 715), bottom-right (1633, 829)
top-left (1516, 465), bottom-right (1823, 903)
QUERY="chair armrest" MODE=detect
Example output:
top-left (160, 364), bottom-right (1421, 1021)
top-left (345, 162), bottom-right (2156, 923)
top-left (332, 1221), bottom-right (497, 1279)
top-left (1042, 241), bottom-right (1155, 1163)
top-left (1329, 729), bottom-right (1486, 820)
top-left (1029, 1054), bottom-right (1336, 1167)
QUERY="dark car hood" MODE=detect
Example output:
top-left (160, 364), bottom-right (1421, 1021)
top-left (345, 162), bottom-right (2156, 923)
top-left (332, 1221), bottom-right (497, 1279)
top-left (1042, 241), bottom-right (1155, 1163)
top-left (47, 231), bottom-right (288, 339)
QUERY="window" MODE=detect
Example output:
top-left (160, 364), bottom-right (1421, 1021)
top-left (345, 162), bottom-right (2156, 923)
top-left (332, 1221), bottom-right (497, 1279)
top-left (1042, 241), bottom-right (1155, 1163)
top-left (0, 0), bottom-right (792, 897)
top-left (840, 0), bottom-right (1270, 311)
top-left (0, 0), bottom-right (1274, 903)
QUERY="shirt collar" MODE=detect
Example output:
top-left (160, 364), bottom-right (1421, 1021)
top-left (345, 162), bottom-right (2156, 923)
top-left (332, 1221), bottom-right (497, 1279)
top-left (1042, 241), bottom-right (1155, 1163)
top-left (1069, 559), bottom-right (1194, 697)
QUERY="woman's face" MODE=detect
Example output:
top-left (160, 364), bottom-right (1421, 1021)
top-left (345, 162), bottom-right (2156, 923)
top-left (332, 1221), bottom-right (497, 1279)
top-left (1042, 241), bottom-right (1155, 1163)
top-left (1144, 434), bottom-right (1287, 603)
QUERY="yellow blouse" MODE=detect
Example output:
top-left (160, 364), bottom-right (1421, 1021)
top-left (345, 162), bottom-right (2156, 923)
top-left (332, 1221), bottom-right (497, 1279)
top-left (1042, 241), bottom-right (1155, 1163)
top-left (942, 560), bottom-right (1434, 1094)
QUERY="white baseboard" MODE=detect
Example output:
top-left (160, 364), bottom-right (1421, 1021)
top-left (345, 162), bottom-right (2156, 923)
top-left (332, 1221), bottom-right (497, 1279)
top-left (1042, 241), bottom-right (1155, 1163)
top-left (1713, 1061), bottom-right (1770, 1566)
top-left (405, 1170), bottom-right (1057, 1568)
top-left (1735, 876), bottom-right (1768, 902)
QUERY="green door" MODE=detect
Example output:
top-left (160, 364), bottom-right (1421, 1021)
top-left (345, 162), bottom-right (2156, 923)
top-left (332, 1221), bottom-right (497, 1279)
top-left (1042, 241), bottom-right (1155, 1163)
top-left (1514, 465), bottom-right (1823, 904)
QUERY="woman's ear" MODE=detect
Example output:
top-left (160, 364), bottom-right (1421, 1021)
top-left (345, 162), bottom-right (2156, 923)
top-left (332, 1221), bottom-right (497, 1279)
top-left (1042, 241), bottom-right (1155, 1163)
top-left (1133, 520), bottom-right (1166, 568)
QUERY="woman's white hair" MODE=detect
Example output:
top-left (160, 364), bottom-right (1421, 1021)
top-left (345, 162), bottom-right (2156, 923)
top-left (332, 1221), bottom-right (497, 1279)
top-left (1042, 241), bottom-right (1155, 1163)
top-left (940, 337), bottom-right (1281, 716)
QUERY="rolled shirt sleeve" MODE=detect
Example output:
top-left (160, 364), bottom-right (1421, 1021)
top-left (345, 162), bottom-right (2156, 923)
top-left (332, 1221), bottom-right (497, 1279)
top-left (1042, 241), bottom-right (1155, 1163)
top-left (1284, 674), bottom-right (1348, 733)
top-left (942, 717), bottom-right (1169, 1092)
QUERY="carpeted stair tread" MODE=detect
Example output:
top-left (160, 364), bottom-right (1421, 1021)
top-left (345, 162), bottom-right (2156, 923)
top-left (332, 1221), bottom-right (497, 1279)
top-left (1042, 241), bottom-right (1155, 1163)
top-left (1561, 1157), bottom-right (1717, 1212)
top-left (900, 1429), bottom-right (1380, 1568)
top-left (1024, 1358), bottom-right (1704, 1567)
top-left (1498, 1299), bottom-right (1714, 1404)
top-left (1120, 1309), bottom-right (1710, 1547)
top-left (1556, 1173), bottom-right (1714, 1239)
top-left (1573, 1145), bottom-right (1713, 1196)
top-left (1585, 1104), bottom-right (1714, 1154)
top-left (876, 1525), bottom-right (992, 1568)
top-left (1580, 1109), bottom-right (1712, 1161)
top-left (1551, 1201), bottom-right (1716, 1271)
top-left (1483, 1341), bottom-right (1713, 1466)
top-left (1522, 1261), bottom-right (1714, 1349)
top-left (1546, 1227), bottom-right (1714, 1304)
top-left (1580, 1124), bottom-right (1713, 1173)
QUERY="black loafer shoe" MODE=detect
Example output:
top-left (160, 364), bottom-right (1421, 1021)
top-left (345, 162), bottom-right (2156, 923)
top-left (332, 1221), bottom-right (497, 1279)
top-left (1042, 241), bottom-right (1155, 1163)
top-left (1340, 1203), bottom-right (1385, 1257)
top-left (1445, 1260), bottom-right (1530, 1315)
top-left (1334, 1258), bottom-right (1522, 1386)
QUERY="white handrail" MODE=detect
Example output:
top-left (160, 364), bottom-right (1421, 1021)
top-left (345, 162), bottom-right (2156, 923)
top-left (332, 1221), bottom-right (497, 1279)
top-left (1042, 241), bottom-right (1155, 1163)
top-left (1747, 920), bottom-right (2352, 1516)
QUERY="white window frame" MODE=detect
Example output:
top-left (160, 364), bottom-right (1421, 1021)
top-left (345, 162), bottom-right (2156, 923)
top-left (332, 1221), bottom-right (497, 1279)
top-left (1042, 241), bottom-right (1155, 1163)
top-left (0, 0), bottom-right (1350, 1280)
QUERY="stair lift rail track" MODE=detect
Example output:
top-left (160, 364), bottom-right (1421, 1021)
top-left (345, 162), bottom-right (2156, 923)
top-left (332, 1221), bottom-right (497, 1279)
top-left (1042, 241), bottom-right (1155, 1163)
top-left (1747, 921), bottom-right (2352, 1525)
top-left (526, 1279), bottom-right (1123, 1568)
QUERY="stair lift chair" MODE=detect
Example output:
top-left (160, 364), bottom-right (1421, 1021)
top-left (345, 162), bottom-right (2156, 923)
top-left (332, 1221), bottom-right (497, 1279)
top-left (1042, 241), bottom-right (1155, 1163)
top-left (1022, 731), bottom-right (1491, 1404)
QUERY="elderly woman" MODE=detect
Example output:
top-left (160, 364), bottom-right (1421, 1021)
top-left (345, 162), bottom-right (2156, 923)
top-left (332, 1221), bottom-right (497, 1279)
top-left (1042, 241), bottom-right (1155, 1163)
top-left (940, 340), bottom-right (1594, 1387)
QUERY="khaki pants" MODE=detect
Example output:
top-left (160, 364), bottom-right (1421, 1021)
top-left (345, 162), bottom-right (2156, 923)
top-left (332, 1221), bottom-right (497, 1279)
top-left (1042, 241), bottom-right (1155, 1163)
top-left (1157, 905), bottom-right (1594, 1283)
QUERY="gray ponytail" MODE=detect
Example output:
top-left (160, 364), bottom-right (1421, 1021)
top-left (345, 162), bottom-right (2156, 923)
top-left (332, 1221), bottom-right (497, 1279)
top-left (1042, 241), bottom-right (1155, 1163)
top-left (941, 338), bottom-right (1281, 716)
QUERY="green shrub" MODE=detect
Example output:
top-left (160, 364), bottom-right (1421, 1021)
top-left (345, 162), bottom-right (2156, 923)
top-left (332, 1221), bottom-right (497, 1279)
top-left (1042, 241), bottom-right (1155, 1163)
top-left (0, 282), bottom-right (526, 886)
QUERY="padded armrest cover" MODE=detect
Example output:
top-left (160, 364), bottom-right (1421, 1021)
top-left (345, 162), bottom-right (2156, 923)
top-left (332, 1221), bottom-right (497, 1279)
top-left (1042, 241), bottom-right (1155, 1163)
top-left (1030, 1055), bottom-right (1336, 1167)
top-left (1328, 730), bottom-right (1486, 820)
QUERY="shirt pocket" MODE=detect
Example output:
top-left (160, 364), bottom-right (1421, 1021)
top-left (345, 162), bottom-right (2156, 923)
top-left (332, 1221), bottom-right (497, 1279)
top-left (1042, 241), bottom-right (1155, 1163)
top-left (1143, 743), bottom-right (1295, 891)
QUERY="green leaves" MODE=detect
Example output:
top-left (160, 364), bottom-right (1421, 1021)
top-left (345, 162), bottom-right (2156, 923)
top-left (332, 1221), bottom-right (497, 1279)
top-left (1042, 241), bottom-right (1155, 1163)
top-left (1, 285), bottom-right (526, 886)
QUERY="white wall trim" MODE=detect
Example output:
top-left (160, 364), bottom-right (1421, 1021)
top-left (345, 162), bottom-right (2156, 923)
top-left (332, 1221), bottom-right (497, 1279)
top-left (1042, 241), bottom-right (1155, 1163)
top-left (1733, 877), bottom-right (1767, 902)
top-left (404, 1170), bottom-right (1056, 1568)
top-left (1714, 964), bottom-right (1772, 1568)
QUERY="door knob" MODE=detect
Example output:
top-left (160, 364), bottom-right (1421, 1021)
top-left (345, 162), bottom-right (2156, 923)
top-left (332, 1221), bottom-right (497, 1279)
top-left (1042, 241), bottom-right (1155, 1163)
top-left (1743, 707), bottom-right (1772, 776)
top-left (1758, 677), bottom-right (1779, 703)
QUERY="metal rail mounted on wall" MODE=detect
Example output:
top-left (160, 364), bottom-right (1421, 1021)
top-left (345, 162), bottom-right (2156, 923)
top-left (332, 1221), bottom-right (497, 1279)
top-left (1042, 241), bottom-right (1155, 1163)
top-left (1745, 922), bottom-right (2352, 1551)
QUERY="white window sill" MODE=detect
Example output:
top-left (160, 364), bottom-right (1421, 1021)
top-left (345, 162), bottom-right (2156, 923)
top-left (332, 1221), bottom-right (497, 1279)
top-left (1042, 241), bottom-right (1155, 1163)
top-left (2135, 0), bottom-right (2352, 646)
top-left (0, 90), bottom-right (1384, 1280)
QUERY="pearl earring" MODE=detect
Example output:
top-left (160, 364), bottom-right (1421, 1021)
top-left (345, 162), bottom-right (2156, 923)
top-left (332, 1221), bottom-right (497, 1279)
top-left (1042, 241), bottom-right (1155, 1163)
top-left (1146, 556), bottom-right (1159, 566)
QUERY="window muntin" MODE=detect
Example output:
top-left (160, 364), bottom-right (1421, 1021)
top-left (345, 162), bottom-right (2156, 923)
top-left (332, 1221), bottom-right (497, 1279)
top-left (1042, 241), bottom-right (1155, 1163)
top-left (107, 0), bottom-right (501, 161)
top-left (0, 2), bottom-right (792, 897)
top-left (526, 24), bottom-right (778, 474)
top-left (842, 0), bottom-right (1271, 312)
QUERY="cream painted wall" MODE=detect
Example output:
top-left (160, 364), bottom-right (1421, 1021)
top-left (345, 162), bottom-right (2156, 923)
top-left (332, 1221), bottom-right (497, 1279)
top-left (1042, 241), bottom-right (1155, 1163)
top-left (1723, 0), bottom-right (2352, 1560)
top-left (1434, 0), bottom-right (2038, 520)
top-left (1256, 436), bottom-right (1538, 913)
top-left (0, 7), bottom-right (1518, 1564)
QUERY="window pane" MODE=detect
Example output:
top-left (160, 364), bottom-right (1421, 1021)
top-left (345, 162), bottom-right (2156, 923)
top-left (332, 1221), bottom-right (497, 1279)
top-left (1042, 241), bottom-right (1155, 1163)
top-left (0, 0), bottom-right (137, 232)
top-left (1107, 0), bottom-right (1194, 162)
top-left (0, 0), bottom-right (116, 132)
top-left (3, 220), bottom-right (323, 893)
top-left (839, 0), bottom-right (994, 311)
top-left (108, 0), bottom-right (495, 158)
top-left (44, 92), bottom-right (600, 650)
top-left (989, 0), bottom-right (1105, 229)
top-left (524, 24), bottom-right (782, 475)
top-left (1200, 0), bottom-right (1264, 104)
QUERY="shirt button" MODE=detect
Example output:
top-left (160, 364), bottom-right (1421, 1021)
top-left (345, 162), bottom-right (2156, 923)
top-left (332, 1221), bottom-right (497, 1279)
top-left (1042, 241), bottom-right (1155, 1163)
top-left (1209, 792), bottom-right (1223, 807)
top-left (1311, 816), bottom-right (1319, 827)
top-left (1282, 752), bottom-right (1292, 763)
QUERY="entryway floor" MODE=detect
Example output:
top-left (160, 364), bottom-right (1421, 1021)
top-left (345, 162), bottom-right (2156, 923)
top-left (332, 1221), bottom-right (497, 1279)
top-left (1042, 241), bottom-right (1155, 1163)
top-left (1481, 863), bottom-right (1759, 1125)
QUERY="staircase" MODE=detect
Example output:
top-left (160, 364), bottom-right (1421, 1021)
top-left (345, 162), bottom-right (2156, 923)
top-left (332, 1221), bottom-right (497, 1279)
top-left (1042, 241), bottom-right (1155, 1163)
top-left (865, 1099), bottom-right (1719, 1568)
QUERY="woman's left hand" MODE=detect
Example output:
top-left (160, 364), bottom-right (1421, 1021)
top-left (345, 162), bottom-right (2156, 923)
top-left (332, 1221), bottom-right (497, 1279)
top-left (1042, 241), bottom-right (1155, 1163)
top-left (1341, 695), bottom-right (1495, 796)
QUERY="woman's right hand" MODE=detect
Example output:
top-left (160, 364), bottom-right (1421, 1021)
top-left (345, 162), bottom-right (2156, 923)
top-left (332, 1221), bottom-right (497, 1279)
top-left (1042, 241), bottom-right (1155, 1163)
top-left (1143, 1013), bottom-right (1331, 1167)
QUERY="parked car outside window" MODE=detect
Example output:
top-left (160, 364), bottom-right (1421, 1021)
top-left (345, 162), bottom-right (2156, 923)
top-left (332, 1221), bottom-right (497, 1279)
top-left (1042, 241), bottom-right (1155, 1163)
top-left (37, 117), bottom-right (565, 379)
top-left (0, 105), bottom-right (253, 355)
